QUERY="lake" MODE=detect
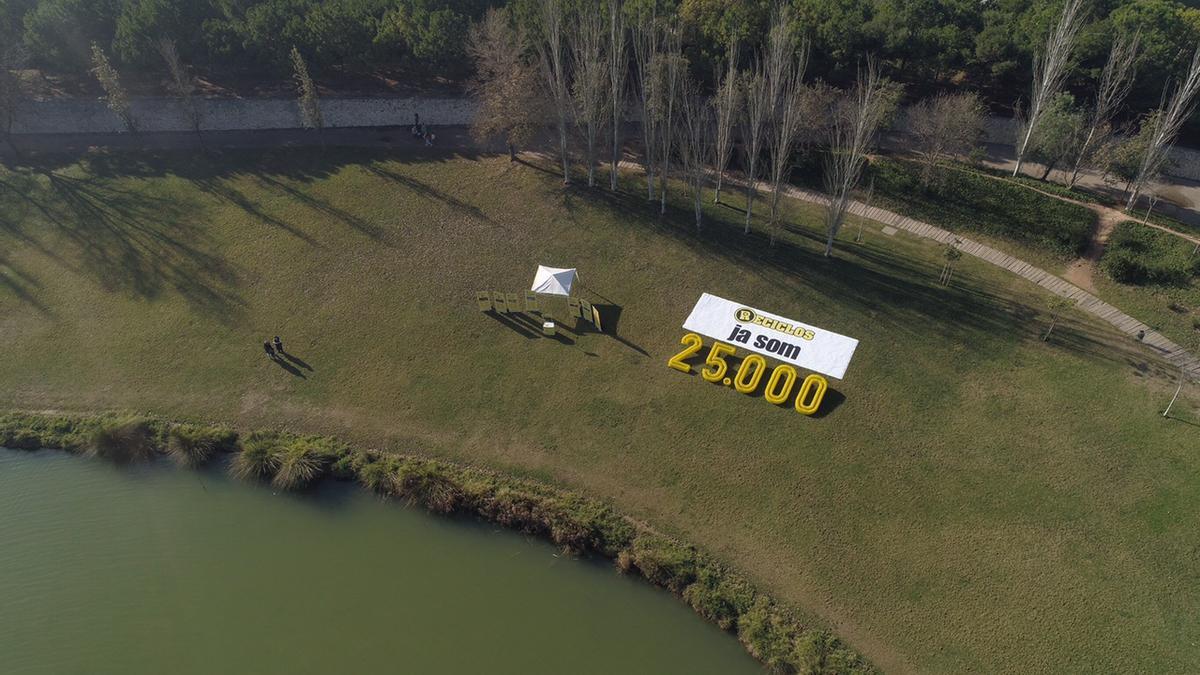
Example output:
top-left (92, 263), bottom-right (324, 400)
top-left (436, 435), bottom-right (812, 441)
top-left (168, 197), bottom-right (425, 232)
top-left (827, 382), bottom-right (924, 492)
top-left (0, 448), bottom-right (761, 674)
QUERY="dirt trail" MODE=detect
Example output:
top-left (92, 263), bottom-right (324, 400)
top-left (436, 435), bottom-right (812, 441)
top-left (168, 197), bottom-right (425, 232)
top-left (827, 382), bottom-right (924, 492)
top-left (942, 165), bottom-right (1200, 291)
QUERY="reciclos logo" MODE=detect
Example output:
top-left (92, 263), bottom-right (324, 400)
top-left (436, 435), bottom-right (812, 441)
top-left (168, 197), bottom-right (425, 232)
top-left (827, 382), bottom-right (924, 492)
top-left (734, 308), bottom-right (816, 341)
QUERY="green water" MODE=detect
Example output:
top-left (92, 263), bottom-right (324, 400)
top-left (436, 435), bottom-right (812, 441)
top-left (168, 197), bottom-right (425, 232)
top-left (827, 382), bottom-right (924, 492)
top-left (0, 449), bottom-right (761, 674)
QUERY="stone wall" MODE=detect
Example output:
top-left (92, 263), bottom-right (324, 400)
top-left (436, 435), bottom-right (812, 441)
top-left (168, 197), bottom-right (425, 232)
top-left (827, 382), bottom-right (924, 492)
top-left (11, 95), bottom-right (1200, 182)
top-left (10, 96), bottom-right (478, 134)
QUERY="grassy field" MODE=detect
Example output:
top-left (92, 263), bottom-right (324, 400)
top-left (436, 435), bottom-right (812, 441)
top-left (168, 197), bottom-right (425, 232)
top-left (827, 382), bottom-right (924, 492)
top-left (1, 147), bottom-right (1198, 673)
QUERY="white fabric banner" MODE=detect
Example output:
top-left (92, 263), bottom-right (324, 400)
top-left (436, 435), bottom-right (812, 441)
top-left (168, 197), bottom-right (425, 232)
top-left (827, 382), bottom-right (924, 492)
top-left (681, 293), bottom-right (859, 379)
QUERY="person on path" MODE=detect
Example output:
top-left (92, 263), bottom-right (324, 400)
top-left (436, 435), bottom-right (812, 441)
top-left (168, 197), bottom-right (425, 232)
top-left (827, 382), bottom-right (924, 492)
top-left (414, 112), bottom-right (420, 128)
top-left (425, 132), bottom-right (433, 147)
top-left (263, 340), bottom-right (276, 359)
top-left (273, 336), bottom-right (284, 353)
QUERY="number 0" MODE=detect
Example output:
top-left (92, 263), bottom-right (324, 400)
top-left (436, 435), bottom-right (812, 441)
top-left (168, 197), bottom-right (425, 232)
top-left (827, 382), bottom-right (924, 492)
top-left (733, 355), bottom-right (766, 394)
top-left (794, 374), bottom-right (828, 415)
top-left (763, 365), bottom-right (797, 404)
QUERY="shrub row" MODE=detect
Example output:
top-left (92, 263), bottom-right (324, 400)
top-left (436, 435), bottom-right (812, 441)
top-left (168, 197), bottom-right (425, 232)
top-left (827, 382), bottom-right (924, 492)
top-left (1101, 222), bottom-right (1200, 286)
top-left (0, 411), bottom-right (874, 674)
top-left (864, 158), bottom-right (1096, 258)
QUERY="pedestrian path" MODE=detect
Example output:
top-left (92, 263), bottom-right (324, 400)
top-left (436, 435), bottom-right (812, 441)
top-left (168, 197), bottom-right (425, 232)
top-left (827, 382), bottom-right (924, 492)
top-left (779, 183), bottom-right (1200, 379)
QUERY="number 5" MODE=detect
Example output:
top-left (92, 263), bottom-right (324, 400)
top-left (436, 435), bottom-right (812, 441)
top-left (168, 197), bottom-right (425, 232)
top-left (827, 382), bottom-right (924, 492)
top-left (701, 342), bottom-right (736, 383)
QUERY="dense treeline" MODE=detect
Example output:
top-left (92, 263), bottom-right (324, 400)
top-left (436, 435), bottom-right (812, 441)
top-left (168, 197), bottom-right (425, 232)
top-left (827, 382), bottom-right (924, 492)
top-left (1, 0), bottom-right (1200, 110)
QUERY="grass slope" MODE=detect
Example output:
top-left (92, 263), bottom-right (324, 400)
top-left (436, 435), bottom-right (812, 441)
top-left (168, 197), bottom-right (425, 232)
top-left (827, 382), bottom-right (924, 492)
top-left (1, 148), bottom-right (1197, 673)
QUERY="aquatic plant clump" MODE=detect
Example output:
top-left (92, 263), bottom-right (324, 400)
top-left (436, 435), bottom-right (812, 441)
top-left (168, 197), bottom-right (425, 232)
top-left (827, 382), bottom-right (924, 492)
top-left (86, 418), bottom-right (158, 463)
top-left (167, 424), bottom-right (237, 468)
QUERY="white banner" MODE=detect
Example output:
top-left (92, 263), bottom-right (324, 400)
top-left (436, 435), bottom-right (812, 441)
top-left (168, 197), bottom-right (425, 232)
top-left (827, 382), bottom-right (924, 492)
top-left (682, 293), bottom-right (859, 379)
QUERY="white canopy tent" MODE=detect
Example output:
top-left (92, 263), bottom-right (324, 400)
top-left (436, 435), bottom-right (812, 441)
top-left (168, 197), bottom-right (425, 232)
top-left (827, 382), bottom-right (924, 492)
top-left (530, 265), bottom-right (577, 296)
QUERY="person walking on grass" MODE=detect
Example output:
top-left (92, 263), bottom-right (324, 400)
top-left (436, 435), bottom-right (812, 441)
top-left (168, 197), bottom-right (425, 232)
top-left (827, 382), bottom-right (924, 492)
top-left (263, 340), bottom-right (276, 359)
top-left (273, 336), bottom-right (284, 353)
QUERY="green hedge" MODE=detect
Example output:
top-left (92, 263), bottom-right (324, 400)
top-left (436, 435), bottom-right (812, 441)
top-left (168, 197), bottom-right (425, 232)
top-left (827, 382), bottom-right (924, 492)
top-left (1101, 222), bottom-right (1200, 286)
top-left (0, 411), bottom-right (876, 674)
top-left (864, 158), bottom-right (1096, 258)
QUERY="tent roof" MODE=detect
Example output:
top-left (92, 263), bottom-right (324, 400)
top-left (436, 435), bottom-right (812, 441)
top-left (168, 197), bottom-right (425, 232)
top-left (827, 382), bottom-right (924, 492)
top-left (531, 265), bottom-right (577, 296)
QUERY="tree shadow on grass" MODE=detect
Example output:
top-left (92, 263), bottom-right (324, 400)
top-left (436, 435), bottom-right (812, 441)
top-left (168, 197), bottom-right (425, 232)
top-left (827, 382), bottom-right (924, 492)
top-left (0, 169), bottom-right (246, 323)
top-left (363, 161), bottom-right (499, 228)
top-left (552, 163), bottom-right (1177, 376)
top-left (190, 176), bottom-right (321, 247)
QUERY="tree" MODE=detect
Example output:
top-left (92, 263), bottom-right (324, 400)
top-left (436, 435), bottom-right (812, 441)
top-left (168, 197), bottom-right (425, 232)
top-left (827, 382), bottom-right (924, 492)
top-left (655, 21), bottom-right (683, 215)
top-left (763, 5), bottom-right (808, 246)
top-left (739, 66), bottom-right (769, 234)
top-left (1067, 29), bottom-right (1140, 188)
top-left (631, 3), bottom-right (662, 201)
top-left (1127, 44), bottom-right (1200, 210)
top-left (0, 44), bottom-right (26, 158)
top-left (468, 7), bottom-right (541, 161)
top-left (90, 42), bottom-right (136, 134)
top-left (607, 0), bottom-right (628, 191)
top-left (939, 239), bottom-right (963, 286)
top-left (711, 38), bottom-right (740, 204)
top-left (533, 0), bottom-right (572, 184)
top-left (823, 60), bottom-right (896, 258)
top-left (1043, 295), bottom-right (1076, 341)
top-left (906, 92), bottom-right (986, 186)
top-left (1013, 0), bottom-right (1085, 178)
top-left (1025, 93), bottom-right (1086, 181)
top-left (157, 37), bottom-right (203, 146)
top-left (854, 178), bottom-right (874, 244)
top-left (677, 77), bottom-right (713, 231)
top-left (289, 46), bottom-right (323, 137)
top-left (572, 2), bottom-right (609, 188)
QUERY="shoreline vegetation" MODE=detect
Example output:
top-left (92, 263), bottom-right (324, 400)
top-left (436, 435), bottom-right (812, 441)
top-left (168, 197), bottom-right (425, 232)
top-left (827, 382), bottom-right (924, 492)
top-left (0, 410), bottom-right (873, 674)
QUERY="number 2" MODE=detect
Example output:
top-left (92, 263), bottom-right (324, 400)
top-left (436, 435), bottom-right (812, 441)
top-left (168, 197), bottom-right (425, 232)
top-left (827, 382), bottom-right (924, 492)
top-left (667, 333), bottom-right (704, 373)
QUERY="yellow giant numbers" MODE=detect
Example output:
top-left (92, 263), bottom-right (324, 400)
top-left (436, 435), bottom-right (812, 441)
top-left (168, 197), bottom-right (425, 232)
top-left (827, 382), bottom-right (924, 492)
top-left (733, 355), bottom-right (766, 394)
top-left (701, 342), bottom-right (737, 383)
top-left (666, 334), bottom-right (833, 416)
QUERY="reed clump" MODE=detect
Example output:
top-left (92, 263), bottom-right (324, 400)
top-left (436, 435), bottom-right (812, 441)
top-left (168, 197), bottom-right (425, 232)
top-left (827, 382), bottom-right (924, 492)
top-left (167, 424), bottom-right (237, 468)
top-left (86, 417), bottom-right (159, 463)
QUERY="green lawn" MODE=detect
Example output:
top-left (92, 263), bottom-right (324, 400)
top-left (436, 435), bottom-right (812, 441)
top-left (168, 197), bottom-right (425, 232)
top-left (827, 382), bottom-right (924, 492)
top-left (1, 147), bottom-right (1198, 673)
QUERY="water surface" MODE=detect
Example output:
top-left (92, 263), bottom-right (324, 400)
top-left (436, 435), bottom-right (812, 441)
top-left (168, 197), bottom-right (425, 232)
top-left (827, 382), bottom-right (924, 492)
top-left (0, 449), bottom-right (760, 674)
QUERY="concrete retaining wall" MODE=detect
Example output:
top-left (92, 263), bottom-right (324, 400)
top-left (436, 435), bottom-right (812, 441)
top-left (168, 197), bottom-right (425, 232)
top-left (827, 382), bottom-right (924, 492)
top-left (11, 96), bottom-right (478, 134)
top-left (12, 95), bottom-right (1200, 182)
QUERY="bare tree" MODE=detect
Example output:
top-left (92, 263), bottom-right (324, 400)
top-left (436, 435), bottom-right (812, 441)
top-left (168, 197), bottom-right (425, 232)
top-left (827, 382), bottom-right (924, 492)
top-left (158, 37), bottom-right (203, 146)
top-left (907, 92), bottom-right (986, 186)
top-left (712, 39), bottom-right (740, 204)
top-left (1126, 44), bottom-right (1200, 210)
top-left (1013, 0), bottom-right (1086, 177)
top-left (289, 47), bottom-right (323, 137)
top-left (1067, 30), bottom-right (1140, 188)
top-left (534, 0), bottom-right (572, 184)
top-left (631, 4), bottom-right (661, 201)
top-left (1043, 296), bottom-right (1075, 340)
top-left (468, 7), bottom-right (542, 161)
top-left (656, 21), bottom-right (683, 215)
top-left (823, 61), bottom-right (895, 257)
top-left (677, 77), bottom-right (713, 230)
top-left (572, 2), bottom-right (609, 187)
top-left (607, 0), bottom-right (627, 191)
top-left (90, 43), bottom-right (136, 134)
top-left (854, 178), bottom-right (874, 243)
top-left (939, 239), bottom-right (962, 286)
top-left (0, 44), bottom-right (27, 158)
top-left (763, 6), bottom-right (808, 246)
top-left (739, 65), bottom-right (770, 233)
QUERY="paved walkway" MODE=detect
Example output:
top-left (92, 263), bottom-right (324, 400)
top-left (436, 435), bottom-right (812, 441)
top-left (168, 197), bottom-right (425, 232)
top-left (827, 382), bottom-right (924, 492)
top-left (777, 182), bottom-right (1200, 380)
